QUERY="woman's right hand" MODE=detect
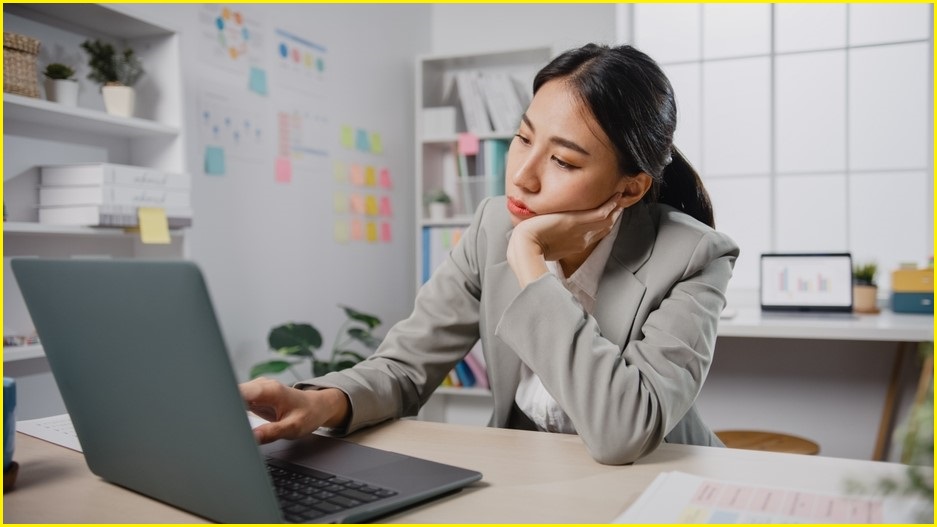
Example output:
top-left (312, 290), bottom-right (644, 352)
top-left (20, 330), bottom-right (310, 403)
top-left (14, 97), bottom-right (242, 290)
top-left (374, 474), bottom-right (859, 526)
top-left (239, 377), bottom-right (350, 444)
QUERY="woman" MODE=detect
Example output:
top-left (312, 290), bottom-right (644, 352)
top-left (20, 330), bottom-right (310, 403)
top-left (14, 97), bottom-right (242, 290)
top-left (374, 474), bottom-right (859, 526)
top-left (241, 43), bottom-right (739, 465)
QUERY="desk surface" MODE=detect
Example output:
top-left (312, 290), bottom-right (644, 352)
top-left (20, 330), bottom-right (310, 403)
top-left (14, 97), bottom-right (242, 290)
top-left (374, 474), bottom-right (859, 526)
top-left (5, 420), bottom-right (925, 523)
top-left (718, 307), bottom-right (933, 342)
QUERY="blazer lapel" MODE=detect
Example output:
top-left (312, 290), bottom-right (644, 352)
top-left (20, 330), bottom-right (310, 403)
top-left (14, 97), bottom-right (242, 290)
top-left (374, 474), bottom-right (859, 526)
top-left (482, 259), bottom-right (523, 426)
top-left (594, 203), bottom-right (656, 348)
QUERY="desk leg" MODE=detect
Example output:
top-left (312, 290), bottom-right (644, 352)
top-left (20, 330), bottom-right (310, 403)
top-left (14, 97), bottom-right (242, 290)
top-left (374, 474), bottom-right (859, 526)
top-left (872, 342), bottom-right (910, 461)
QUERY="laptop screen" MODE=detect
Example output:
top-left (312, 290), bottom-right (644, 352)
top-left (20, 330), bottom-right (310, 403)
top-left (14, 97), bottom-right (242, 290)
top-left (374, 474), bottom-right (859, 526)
top-left (760, 253), bottom-right (853, 312)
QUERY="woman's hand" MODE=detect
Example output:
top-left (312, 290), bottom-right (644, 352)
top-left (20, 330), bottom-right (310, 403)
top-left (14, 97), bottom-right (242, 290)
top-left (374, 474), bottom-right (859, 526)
top-left (239, 377), bottom-right (350, 444)
top-left (507, 193), bottom-right (624, 287)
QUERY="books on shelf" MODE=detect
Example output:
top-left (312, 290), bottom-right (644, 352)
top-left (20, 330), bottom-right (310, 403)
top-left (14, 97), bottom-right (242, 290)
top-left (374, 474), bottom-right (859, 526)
top-left (421, 225), bottom-right (464, 283)
top-left (453, 71), bottom-right (492, 134)
top-left (452, 70), bottom-right (527, 135)
top-left (38, 163), bottom-right (192, 228)
top-left (443, 343), bottom-right (489, 391)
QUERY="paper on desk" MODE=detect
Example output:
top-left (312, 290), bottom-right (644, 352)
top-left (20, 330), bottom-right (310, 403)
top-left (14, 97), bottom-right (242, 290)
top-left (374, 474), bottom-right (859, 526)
top-left (614, 471), bottom-right (924, 524)
top-left (16, 412), bottom-right (270, 453)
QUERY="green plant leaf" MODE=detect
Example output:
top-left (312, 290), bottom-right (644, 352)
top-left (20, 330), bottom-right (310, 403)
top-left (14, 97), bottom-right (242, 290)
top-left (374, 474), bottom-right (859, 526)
top-left (346, 328), bottom-right (382, 349)
top-left (334, 350), bottom-right (368, 363)
top-left (341, 306), bottom-right (381, 329)
top-left (332, 360), bottom-right (359, 372)
top-left (268, 323), bottom-right (322, 353)
top-left (312, 359), bottom-right (333, 377)
top-left (273, 345), bottom-right (313, 358)
top-left (249, 360), bottom-right (296, 379)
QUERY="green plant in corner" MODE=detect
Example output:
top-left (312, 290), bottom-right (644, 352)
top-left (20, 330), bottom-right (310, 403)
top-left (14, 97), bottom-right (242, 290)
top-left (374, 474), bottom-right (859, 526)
top-left (42, 63), bottom-right (76, 81)
top-left (853, 261), bottom-right (878, 286)
top-left (250, 306), bottom-right (383, 380)
top-left (423, 188), bottom-right (452, 206)
top-left (80, 39), bottom-right (144, 87)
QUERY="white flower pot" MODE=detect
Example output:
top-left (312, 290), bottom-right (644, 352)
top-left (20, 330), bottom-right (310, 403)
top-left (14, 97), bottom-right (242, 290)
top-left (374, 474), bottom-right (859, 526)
top-left (428, 202), bottom-right (449, 220)
top-left (44, 79), bottom-right (79, 106)
top-left (101, 84), bottom-right (135, 118)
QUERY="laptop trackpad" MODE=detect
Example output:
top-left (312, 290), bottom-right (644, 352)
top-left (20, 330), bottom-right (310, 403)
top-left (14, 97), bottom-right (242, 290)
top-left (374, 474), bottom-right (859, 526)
top-left (263, 433), bottom-right (406, 477)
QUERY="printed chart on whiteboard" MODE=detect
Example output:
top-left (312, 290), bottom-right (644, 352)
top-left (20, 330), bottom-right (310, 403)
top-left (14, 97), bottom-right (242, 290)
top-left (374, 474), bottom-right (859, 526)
top-left (198, 89), bottom-right (267, 175)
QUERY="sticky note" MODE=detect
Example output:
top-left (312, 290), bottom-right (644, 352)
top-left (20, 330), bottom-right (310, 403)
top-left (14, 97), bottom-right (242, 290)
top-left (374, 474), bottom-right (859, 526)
top-left (275, 157), bottom-right (292, 183)
top-left (365, 195), bottom-right (379, 216)
top-left (349, 164), bottom-right (364, 186)
top-left (365, 221), bottom-right (378, 242)
top-left (333, 192), bottom-right (347, 213)
top-left (371, 132), bottom-right (383, 154)
top-left (350, 219), bottom-right (364, 241)
top-left (379, 168), bottom-right (392, 189)
top-left (457, 132), bottom-right (479, 155)
top-left (380, 221), bottom-right (392, 242)
top-left (205, 146), bottom-right (226, 175)
top-left (333, 161), bottom-right (347, 183)
top-left (379, 196), bottom-right (392, 217)
top-left (333, 221), bottom-right (349, 243)
top-left (137, 207), bottom-right (171, 244)
top-left (355, 128), bottom-right (370, 152)
top-left (364, 166), bottom-right (376, 187)
top-left (350, 194), bottom-right (366, 214)
top-left (248, 66), bottom-right (268, 95)
top-left (341, 125), bottom-right (353, 148)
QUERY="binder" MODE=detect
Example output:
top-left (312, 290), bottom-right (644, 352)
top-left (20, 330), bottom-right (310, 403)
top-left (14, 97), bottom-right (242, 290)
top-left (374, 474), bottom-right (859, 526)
top-left (41, 163), bottom-right (190, 189)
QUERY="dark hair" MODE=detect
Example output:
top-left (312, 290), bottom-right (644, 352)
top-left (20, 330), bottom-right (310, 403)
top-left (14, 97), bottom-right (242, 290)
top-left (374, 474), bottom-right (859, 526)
top-left (533, 43), bottom-right (715, 228)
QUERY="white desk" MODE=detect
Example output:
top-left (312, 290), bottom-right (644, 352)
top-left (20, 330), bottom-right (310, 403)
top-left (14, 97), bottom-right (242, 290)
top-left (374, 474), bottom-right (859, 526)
top-left (4, 420), bottom-right (931, 523)
top-left (719, 307), bottom-right (933, 342)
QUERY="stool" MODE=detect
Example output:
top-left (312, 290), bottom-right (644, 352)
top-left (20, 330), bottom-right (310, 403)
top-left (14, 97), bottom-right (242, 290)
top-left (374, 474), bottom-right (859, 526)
top-left (716, 430), bottom-right (820, 455)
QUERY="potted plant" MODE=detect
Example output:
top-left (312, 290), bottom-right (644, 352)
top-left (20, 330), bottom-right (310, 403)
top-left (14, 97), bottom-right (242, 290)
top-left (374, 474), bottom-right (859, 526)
top-left (853, 261), bottom-right (879, 313)
top-left (250, 306), bottom-right (383, 380)
top-left (80, 39), bottom-right (144, 118)
top-left (42, 63), bottom-right (78, 106)
top-left (424, 189), bottom-right (451, 220)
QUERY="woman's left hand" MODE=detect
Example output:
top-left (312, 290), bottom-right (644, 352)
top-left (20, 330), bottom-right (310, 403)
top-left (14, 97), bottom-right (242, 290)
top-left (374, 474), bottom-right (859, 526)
top-left (507, 193), bottom-right (624, 287)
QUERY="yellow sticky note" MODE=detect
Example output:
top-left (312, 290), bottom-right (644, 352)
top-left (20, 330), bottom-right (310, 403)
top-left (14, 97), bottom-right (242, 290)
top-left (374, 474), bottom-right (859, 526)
top-left (333, 221), bottom-right (349, 243)
top-left (371, 132), bottom-right (383, 154)
top-left (365, 221), bottom-right (378, 242)
top-left (341, 125), bottom-right (354, 149)
top-left (364, 166), bottom-right (376, 187)
top-left (365, 195), bottom-right (379, 216)
top-left (333, 192), bottom-right (348, 213)
top-left (137, 207), bottom-right (171, 244)
top-left (333, 161), bottom-right (347, 183)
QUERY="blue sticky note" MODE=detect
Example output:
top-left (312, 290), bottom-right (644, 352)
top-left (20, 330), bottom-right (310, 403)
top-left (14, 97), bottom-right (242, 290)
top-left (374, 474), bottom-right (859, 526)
top-left (205, 146), bottom-right (226, 175)
top-left (355, 129), bottom-right (370, 152)
top-left (249, 66), bottom-right (268, 96)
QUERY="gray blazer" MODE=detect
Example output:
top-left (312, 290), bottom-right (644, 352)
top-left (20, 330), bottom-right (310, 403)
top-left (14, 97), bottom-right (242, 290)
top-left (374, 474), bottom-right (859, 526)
top-left (301, 196), bottom-right (739, 465)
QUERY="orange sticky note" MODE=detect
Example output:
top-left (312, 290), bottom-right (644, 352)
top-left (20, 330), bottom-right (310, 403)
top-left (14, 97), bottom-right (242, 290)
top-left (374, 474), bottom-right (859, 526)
top-left (350, 164), bottom-right (364, 186)
top-left (137, 207), bottom-right (171, 244)
top-left (365, 221), bottom-right (378, 243)
top-left (457, 132), bottom-right (479, 155)
top-left (365, 195), bottom-right (379, 216)
top-left (364, 166), bottom-right (376, 187)
top-left (380, 222), bottom-right (392, 242)
top-left (350, 194), bottom-right (366, 214)
top-left (350, 219), bottom-right (364, 241)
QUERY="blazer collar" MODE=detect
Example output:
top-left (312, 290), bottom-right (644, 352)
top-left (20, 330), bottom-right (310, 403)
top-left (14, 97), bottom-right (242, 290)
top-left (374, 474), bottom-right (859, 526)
top-left (609, 201), bottom-right (657, 274)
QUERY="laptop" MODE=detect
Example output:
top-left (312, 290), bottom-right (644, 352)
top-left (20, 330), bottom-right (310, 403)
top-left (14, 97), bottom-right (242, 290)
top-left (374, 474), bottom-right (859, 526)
top-left (11, 258), bottom-right (482, 523)
top-left (759, 253), bottom-right (854, 314)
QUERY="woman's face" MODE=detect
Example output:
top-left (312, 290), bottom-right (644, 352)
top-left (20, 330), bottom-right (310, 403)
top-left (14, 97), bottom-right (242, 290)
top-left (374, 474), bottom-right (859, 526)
top-left (505, 79), bottom-right (628, 227)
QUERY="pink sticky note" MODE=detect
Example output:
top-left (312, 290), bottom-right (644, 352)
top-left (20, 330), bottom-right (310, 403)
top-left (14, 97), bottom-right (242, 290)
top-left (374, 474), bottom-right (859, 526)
top-left (350, 194), bottom-right (366, 214)
top-left (275, 157), bottom-right (292, 183)
top-left (350, 164), bottom-right (364, 186)
top-left (379, 196), bottom-right (392, 217)
top-left (380, 222), bottom-right (392, 242)
top-left (379, 168), bottom-right (392, 189)
top-left (457, 132), bottom-right (479, 155)
top-left (350, 219), bottom-right (364, 240)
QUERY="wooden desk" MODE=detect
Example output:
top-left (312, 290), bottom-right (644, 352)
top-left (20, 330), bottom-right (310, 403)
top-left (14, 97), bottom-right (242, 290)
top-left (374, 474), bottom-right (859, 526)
top-left (4, 420), bottom-right (926, 523)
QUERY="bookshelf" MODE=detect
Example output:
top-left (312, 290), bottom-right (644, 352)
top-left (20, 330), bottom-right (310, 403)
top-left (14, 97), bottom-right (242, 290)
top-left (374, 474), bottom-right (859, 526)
top-left (3, 4), bottom-right (186, 418)
top-left (414, 46), bottom-right (551, 422)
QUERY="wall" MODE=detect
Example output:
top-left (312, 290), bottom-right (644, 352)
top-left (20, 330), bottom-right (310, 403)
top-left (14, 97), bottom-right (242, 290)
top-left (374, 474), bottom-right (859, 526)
top-left (117, 4), bottom-right (432, 380)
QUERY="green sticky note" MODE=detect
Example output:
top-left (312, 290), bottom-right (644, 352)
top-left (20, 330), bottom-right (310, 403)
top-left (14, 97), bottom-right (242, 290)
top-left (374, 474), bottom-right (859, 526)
top-left (371, 132), bottom-right (383, 154)
top-left (341, 126), bottom-right (353, 149)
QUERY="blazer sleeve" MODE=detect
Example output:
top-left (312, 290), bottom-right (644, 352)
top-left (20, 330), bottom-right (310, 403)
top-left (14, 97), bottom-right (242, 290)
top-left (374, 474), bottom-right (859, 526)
top-left (493, 227), bottom-right (738, 465)
top-left (295, 199), bottom-right (493, 434)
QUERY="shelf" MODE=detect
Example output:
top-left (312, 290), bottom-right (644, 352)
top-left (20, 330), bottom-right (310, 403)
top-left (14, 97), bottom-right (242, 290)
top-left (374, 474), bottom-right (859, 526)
top-left (420, 216), bottom-right (473, 228)
top-left (422, 132), bottom-right (515, 145)
top-left (435, 387), bottom-right (492, 397)
top-left (3, 344), bottom-right (45, 363)
top-left (4, 222), bottom-right (186, 238)
top-left (4, 94), bottom-right (180, 139)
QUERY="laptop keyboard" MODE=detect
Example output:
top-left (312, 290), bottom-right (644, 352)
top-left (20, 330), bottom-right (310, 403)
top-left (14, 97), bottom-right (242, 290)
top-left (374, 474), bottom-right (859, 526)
top-left (266, 458), bottom-right (397, 523)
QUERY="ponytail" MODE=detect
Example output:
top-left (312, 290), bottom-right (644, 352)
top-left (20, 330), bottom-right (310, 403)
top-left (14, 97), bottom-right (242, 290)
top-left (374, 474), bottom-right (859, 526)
top-left (655, 147), bottom-right (715, 228)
